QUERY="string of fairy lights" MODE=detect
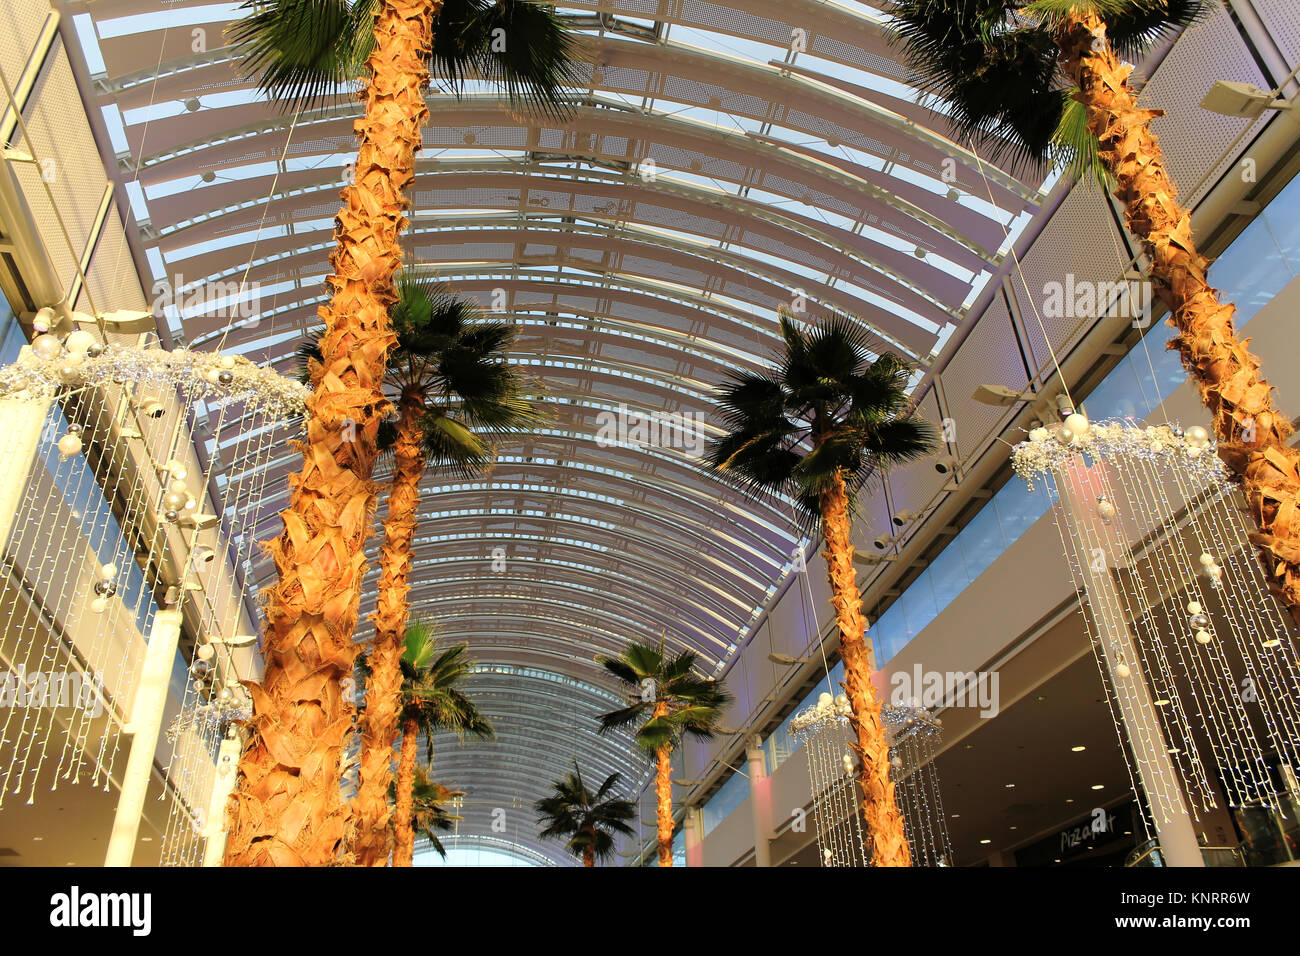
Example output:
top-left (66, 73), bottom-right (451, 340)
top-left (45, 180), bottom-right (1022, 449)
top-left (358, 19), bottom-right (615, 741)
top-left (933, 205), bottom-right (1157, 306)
top-left (790, 694), bottom-right (953, 866)
top-left (1013, 413), bottom-right (1300, 836)
top-left (0, 330), bottom-right (302, 866)
top-left (156, 388), bottom-right (291, 866)
top-left (882, 704), bottom-right (953, 867)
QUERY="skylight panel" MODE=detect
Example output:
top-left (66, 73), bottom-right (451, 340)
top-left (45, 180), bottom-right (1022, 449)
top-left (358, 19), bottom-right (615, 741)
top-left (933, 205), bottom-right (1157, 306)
top-left (667, 25), bottom-right (786, 67)
top-left (99, 105), bottom-right (129, 155)
top-left (96, 4), bottom-right (240, 39)
top-left (71, 14), bottom-right (107, 76)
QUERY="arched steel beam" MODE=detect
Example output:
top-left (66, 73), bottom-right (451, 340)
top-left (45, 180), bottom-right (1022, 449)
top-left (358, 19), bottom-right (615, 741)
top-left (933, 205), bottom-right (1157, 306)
top-left (136, 97), bottom-right (997, 270)
top-left (157, 159), bottom-right (970, 322)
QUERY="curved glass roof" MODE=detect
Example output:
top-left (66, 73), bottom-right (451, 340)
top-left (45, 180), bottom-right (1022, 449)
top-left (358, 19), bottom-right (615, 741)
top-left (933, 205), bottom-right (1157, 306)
top-left (68, 0), bottom-right (1049, 862)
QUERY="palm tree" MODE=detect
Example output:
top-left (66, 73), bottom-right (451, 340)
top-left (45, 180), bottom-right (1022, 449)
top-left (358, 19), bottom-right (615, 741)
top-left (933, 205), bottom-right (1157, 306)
top-left (535, 761), bottom-right (637, 867)
top-left (298, 273), bottom-right (540, 865)
top-left (596, 640), bottom-right (733, 867)
top-left (390, 620), bottom-right (492, 866)
top-left (223, 0), bottom-right (576, 866)
top-left (391, 767), bottom-right (463, 860)
top-left (884, 0), bottom-right (1300, 625)
top-left (705, 315), bottom-right (937, 866)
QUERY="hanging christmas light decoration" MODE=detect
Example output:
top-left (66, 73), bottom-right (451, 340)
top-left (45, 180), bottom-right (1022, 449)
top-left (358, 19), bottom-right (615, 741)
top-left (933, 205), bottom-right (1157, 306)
top-left (0, 337), bottom-right (300, 814)
top-left (0, 342), bottom-right (307, 418)
top-left (1012, 415), bottom-right (1300, 838)
top-left (883, 704), bottom-right (953, 867)
top-left (791, 693), bottom-right (952, 866)
top-left (158, 691), bottom-right (251, 868)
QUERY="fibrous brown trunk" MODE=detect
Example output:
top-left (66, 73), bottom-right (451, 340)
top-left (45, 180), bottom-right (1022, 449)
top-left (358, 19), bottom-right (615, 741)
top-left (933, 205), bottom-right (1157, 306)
top-left (821, 470), bottom-right (911, 867)
top-left (654, 701), bottom-right (673, 867)
top-left (583, 830), bottom-right (595, 868)
top-left (224, 0), bottom-right (438, 867)
top-left (353, 390), bottom-right (426, 866)
top-left (1058, 12), bottom-right (1300, 625)
top-left (393, 715), bottom-right (419, 867)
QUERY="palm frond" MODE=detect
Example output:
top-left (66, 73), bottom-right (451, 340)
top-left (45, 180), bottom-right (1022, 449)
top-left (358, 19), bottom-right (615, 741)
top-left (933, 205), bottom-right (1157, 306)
top-left (434, 0), bottom-right (584, 122)
top-left (1052, 90), bottom-right (1113, 190)
top-left (595, 653), bottom-right (644, 688)
top-left (535, 760), bottom-right (636, 862)
top-left (597, 702), bottom-right (650, 735)
top-left (229, 0), bottom-right (582, 117)
top-left (705, 315), bottom-right (937, 528)
top-left (227, 0), bottom-right (361, 113)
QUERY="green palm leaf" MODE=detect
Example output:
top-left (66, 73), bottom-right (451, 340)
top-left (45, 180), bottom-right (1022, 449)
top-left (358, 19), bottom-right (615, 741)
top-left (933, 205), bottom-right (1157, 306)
top-left (705, 314), bottom-right (937, 527)
top-left (229, 0), bottom-right (582, 118)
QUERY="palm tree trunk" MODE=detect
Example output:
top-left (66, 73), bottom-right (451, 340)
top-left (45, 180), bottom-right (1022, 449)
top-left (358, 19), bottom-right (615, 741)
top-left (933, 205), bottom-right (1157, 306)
top-left (223, 0), bottom-right (438, 867)
top-left (820, 470), bottom-right (912, 867)
top-left (583, 830), bottom-right (595, 868)
top-left (1057, 12), bottom-right (1300, 625)
top-left (393, 716), bottom-right (419, 867)
top-left (654, 701), bottom-right (673, 867)
top-left (354, 390), bottom-right (426, 866)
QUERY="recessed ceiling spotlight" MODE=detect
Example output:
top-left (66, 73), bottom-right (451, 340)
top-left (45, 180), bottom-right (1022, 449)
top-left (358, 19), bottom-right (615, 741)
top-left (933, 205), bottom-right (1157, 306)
top-left (1004, 783), bottom-right (1016, 788)
top-left (1071, 745), bottom-right (1086, 752)
top-left (979, 839), bottom-right (991, 845)
top-left (1091, 784), bottom-right (1105, 790)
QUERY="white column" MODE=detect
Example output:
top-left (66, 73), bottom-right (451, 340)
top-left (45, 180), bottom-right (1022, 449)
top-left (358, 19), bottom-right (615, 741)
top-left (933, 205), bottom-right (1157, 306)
top-left (746, 736), bottom-right (773, 867)
top-left (683, 805), bottom-right (703, 868)
top-left (104, 608), bottom-right (183, 867)
top-left (1059, 468), bottom-right (1204, 867)
top-left (0, 371), bottom-right (51, 553)
top-left (201, 732), bottom-right (241, 867)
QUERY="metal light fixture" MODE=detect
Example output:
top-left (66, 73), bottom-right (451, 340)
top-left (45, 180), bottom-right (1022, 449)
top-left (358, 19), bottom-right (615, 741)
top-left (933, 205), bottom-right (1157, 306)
top-left (971, 383), bottom-right (1027, 406)
top-left (1200, 80), bottom-right (1293, 118)
top-left (892, 508), bottom-right (918, 527)
top-left (767, 653), bottom-right (807, 666)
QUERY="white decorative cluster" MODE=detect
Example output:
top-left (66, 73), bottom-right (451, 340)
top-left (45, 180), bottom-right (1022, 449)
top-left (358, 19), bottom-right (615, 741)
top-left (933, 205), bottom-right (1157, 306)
top-left (881, 704), bottom-right (942, 746)
top-left (0, 338), bottom-right (308, 420)
top-left (165, 697), bottom-right (252, 744)
top-left (791, 693), bottom-right (941, 745)
top-left (1011, 416), bottom-right (1225, 489)
top-left (790, 690), bottom-right (852, 737)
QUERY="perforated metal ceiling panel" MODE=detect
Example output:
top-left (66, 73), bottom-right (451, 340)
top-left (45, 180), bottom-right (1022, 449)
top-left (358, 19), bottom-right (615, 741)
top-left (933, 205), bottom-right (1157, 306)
top-left (1255, 0), bottom-right (1300, 72)
top-left (1141, 2), bottom-right (1269, 208)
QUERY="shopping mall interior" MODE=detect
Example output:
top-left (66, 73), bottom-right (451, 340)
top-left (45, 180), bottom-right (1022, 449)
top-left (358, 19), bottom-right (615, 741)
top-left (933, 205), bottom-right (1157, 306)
top-left (0, 0), bottom-right (1299, 874)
